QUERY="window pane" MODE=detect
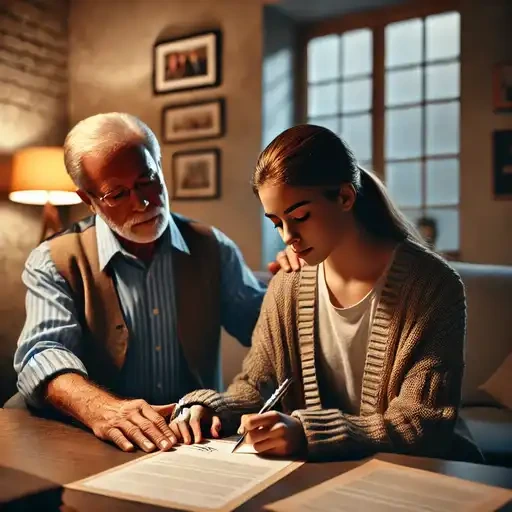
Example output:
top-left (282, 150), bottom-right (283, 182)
top-left (386, 107), bottom-right (422, 159)
top-left (341, 29), bottom-right (372, 77)
top-left (308, 35), bottom-right (340, 82)
top-left (341, 78), bottom-right (372, 113)
top-left (386, 161), bottom-right (422, 208)
top-left (386, 67), bottom-right (422, 106)
top-left (308, 83), bottom-right (338, 117)
top-left (426, 12), bottom-right (460, 61)
top-left (310, 116), bottom-right (339, 134)
top-left (385, 18), bottom-right (423, 68)
top-left (426, 207), bottom-right (459, 252)
top-left (426, 158), bottom-right (459, 206)
top-left (426, 62), bottom-right (460, 100)
top-left (340, 114), bottom-right (372, 162)
top-left (426, 101), bottom-right (459, 155)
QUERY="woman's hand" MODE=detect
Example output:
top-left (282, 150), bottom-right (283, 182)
top-left (239, 411), bottom-right (306, 456)
top-left (169, 405), bottom-right (222, 445)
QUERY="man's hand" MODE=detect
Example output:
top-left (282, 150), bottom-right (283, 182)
top-left (45, 373), bottom-right (177, 452)
top-left (90, 399), bottom-right (177, 452)
top-left (238, 411), bottom-right (306, 456)
top-left (169, 405), bottom-right (222, 444)
top-left (267, 246), bottom-right (304, 275)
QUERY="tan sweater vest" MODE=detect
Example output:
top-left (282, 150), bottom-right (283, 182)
top-left (48, 214), bottom-right (222, 393)
top-left (181, 240), bottom-right (479, 460)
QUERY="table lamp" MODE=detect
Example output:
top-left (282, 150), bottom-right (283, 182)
top-left (9, 147), bottom-right (82, 242)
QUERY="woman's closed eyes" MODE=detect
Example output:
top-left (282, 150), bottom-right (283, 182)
top-left (273, 212), bottom-right (310, 229)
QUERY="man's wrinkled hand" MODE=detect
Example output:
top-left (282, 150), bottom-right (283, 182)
top-left (268, 246), bottom-right (304, 275)
top-left (90, 398), bottom-right (177, 452)
top-left (169, 404), bottom-right (222, 445)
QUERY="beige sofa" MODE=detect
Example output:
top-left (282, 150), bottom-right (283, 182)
top-left (253, 262), bottom-right (512, 467)
top-left (452, 262), bottom-right (512, 467)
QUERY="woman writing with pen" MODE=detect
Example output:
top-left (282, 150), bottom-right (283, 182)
top-left (169, 124), bottom-right (480, 462)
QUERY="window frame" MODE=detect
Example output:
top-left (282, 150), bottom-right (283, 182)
top-left (298, 0), bottom-right (461, 256)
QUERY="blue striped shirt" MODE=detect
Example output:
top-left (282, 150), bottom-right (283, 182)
top-left (14, 214), bottom-right (266, 406)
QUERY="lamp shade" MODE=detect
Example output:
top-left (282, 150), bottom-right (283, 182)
top-left (9, 147), bottom-right (81, 206)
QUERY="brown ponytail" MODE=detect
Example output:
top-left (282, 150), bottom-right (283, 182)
top-left (354, 166), bottom-right (423, 243)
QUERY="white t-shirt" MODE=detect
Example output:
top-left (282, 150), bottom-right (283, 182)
top-left (316, 262), bottom-right (386, 414)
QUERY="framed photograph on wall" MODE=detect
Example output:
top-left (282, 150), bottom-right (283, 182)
top-left (493, 130), bottom-right (512, 199)
top-left (162, 99), bottom-right (225, 144)
top-left (153, 30), bottom-right (221, 94)
top-left (171, 149), bottom-right (220, 200)
top-left (493, 63), bottom-right (512, 112)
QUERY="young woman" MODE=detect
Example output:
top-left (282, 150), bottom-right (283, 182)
top-left (169, 125), bottom-right (479, 461)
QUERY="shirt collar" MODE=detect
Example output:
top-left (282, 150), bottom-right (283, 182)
top-left (96, 213), bottom-right (190, 271)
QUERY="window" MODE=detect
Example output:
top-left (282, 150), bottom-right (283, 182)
top-left (306, 8), bottom-right (461, 254)
top-left (307, 29), bottom-right (373, 167)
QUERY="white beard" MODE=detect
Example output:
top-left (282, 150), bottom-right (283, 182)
top-left (99, 208), bottom-right (169, 243)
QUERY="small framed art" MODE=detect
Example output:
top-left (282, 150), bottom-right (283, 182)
top-left (162, 99), bottom-right (225, 144)
top-left (153, 30), bottom-right (221, 94)
top-left (171, 149), bottom-right (220, 200)
top-left (493, 130), bottom-right (512, 199)
top-left (493, 63), bottom-right (512, 112)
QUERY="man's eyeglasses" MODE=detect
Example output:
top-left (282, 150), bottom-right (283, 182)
top-left (92, 174), bottom-right (163, 208)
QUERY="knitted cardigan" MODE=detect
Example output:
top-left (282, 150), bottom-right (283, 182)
top-left (180, 240), bottom-right (469, 460)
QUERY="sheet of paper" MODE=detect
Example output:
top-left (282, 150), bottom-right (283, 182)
top-left (267, 459), bottom-right (512, 512)
top-left (66, 438), bottom-right (302, 511)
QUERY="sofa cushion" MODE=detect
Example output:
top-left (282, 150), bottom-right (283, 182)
top-left (479, 352), bottom-right (512, 409)
top-left (460, 406), bottom-right (512, 467)
top-left (451, 263), bottom-right (512, 406)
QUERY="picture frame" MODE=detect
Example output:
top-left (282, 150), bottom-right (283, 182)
top-left (162, 99), bottom-right (225, 144)
top-left (171, 148), bottom-right (220, 200)
top-left (492, 63), bottom-right (512, 112)
top-left (493, 130), bottom-right (512, 199)
top-left (153, 30), bottom-right (222, 94)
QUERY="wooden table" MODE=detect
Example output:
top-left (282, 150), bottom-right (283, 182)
top-left (2, 408), bottom-right (512, 511)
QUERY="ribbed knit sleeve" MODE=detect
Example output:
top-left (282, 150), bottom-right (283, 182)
top-left (176, 271), bottom-right (295, 434)
top-left (293, 271), bottom-right (466, 460)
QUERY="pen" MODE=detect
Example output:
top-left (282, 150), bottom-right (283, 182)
top-left (231, 377), bottom-right (293, 453)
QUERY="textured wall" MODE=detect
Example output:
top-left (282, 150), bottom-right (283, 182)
top-left (261, 5), bottom-right (296, 269)
top-left (459, 0), bottom-right (512, 265)
top-left (0, 0), bottom-right (69, 403)
top-left (0, 0), bottom-right (69, 154)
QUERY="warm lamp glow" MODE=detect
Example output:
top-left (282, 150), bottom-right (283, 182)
top-left (9, 147), bottom-right (81, 206)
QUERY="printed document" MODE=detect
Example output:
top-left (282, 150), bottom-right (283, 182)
top-left (267, 459), bottom-right (512, 512)
top-left (66, 438), bottom-right (302, 511)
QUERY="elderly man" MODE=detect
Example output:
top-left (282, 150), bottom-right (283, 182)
top-left (12, 113), bottom-right (297, 453)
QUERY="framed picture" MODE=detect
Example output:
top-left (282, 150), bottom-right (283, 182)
top-left (153, 30), bottom-right (221, 94)
top-left (162, 99), bottom-right (225, 144)
top-left (171, 149), bottom-right (220, 200)
top-left (493, 130), bottom-right (512, 199)
top-left (493, 63), bottom-right (512, 112)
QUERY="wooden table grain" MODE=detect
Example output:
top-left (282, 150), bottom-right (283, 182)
top-left (1, 408), bottom-right (511, 511)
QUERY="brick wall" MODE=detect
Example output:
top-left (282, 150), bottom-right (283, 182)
top-left (0, 0), bottom-right (69, 404)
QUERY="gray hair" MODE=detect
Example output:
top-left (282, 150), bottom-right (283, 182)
top-left (64, 112), bottom-right (161, 187)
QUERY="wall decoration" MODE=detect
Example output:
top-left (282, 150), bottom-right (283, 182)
top-left (493, 63), bottom-right (512, 112)
top-left (162, 99), bottom-right (225, 144)
top-left (153, 30), bottom-right (221, 94)
top-left (171, 149), bottom-right (220, 200)
top-left (493, 130), bottom-right (512, 199)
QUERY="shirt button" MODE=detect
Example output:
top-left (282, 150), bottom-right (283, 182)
top-left (153, 308), bottom-right (159, 316)
top-left (155, 345), bottom-right (161, 352)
